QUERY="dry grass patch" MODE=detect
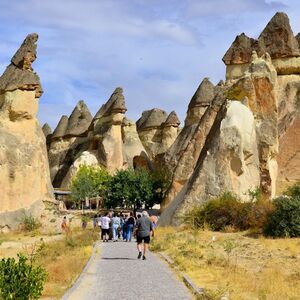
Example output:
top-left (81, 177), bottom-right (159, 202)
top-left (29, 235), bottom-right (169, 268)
top-left (36, 229), bottom-right (99, 299)
top-left (0, 228), bottom-right (99, 299)
top-left (151, 227), bottom-right (300, 300)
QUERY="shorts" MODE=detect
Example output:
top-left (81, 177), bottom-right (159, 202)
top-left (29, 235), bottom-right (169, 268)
top-left (136, 235), bottom-right (150, 244)
top-left (101, 228), bottom-right (109, 236)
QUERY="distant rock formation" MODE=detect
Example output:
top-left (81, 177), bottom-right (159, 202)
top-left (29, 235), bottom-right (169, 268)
top-left (91, 87), bottom-right (127, 172)
top-left (0, 34), bottom-right (53, 230)
top-left (48, 87), bottom-right (152, 188)
top-left (48, 101), bottom-right (92, 187)
top-left (42, 123), bottom-right (52, 149)
top-left (136, 108), bottom-right (180, 160)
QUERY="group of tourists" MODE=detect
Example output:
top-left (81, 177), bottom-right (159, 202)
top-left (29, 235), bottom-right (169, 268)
top-left (94, 211), bottom-right (157, 260)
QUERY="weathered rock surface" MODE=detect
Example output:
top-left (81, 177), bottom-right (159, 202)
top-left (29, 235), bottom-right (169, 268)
top-left (223, 33), bottom-right (262, 65)
top-left (160, 101), bottom-right (260, 225)
top-left (0, 34), bottom-right (53, 230)
top-left (91, 87), bottom-right (127, 172)
top-left (65, 100), bottom-right (92, 137)
top-left (258, 12), bottom-right (300, 59)
top-left (136, 108), bottom-right (180, 160)
top-left (122, 117), bottom-right (150, 169)
top-left (48, 102), bottom-right (92, 186)
top-left (42, 123), bottom-right (52, 149)
top-left (161, 79), bottom-right (218, 209)
top-left (224, 12), bottom-right (300, 79)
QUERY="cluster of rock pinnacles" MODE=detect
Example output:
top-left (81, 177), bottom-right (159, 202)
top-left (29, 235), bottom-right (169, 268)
top-left (1, 12), bottom-right (300, 229)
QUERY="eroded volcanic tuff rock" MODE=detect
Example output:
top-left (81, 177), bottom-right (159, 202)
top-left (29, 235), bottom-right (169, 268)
top-left (0, 34), bottom-right (53, 230)
top-left (224, 12), bottom-right (300, 79)
top-left (161, 12), bottom-right (300, 225)
top-left (136, 108), bottom-right (180, 160)
top-left (49, 87), bottom-right (152, 188)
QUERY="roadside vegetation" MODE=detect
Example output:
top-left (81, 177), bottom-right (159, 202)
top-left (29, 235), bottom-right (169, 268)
top-left (152, 227), bottom-right (300, 299)
top-left (152, 183), bottom-right (300, 299)
top-left (0, 226), bottom-right (98, 299)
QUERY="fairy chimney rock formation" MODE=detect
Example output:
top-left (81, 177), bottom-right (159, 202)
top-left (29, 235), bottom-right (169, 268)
top-left (51, 115), bottom-right (69, 140)
top-left (91, 87), bottom-right (127, 172)
top-left (185, 78), bottom-right (215, 126)
top-left (42, 123), bottom-right (52, 149)
top-left (163, 111), bottom-right (180, 127)
top-left (136, 108), bottom-right (180, 159)
top-left (258, 12), bottom-right (300, 59)
top-left (65, 100), bottom-right (92, 137)
top-left (0, 33), bottom-right (53, 230)
top-left (121, 117), bottom-right (150, 169)
top-left (49, 100), bottom-right (93, 186)
top-left (93, 87), bottom-right (127, 128)
top-left (224, 12), bottom-right (300, 79)
top-left (0, 33), bottom-right (43, 98)
top-left (42, 123), bottom-right (52, 137)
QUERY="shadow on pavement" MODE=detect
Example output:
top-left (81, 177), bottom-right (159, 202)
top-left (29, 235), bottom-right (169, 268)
top-left (101, 257), bottom-right (136, 260)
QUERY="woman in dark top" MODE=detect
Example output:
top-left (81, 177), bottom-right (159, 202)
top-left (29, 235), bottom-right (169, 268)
top-left (126, 212), bottom-right (135, 242)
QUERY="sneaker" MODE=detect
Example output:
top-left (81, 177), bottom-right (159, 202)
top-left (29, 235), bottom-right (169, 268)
top-left (137, 252), bottom-right (142, 259)
top-left (142, 255), bottom-right (146, 260)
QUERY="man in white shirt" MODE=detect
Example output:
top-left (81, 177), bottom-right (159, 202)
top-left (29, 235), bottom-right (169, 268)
top-left (100, 212), bottom-right (111, 242)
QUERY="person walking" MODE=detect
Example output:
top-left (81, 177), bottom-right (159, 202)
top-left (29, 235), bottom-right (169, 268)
top-left (112, 213), bottom-right (121, 242)
top-left (136, 211), bottom-right (153, 260)
top-left (122, 214), bottom-right (127, 241)
top-left (126, 212), bottom-right (135, 242)
top-left (100, 212), bottom-right (111, 242)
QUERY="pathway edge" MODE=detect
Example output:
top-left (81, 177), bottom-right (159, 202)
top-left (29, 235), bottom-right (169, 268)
top-left (61, 240), bottom-right (100, 299)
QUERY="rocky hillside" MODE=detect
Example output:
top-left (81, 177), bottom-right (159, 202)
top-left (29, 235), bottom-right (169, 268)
top-left (160, 12), bottom-right (300, 225)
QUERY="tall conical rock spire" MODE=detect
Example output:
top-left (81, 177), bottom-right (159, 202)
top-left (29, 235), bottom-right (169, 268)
top-left (52, 115), bottom-right (69, 139)
top-left (0, 33), bottom-right (42, 97)
top-left (65, 100), bottom-right (92, 136)
top-left (258, 12), bottom-right (300, 58)
top-left (223, 12), bottom-right (300, 66)
top-left (188, 78), bottom-right (215, 109)
top-left (163, 111), bottom-right (180, 127)
top-left (222, 33), bottom-right (262, 65)
top-left (94, 87), bottom-right (127, 120)
top-left (42, 123), bottom-right (52, 137)
top-left (136, 108), bottom-right (168, 131)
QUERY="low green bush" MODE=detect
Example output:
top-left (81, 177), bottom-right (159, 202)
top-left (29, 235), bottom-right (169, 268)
top-left (263, 196), bottom-right (300, 237)
top-left (0, 253), bottom-right (47, 299)
top-left (184, 191), bottom-right (274, 232)
top-left (21, 211), bottom-right (41, 231)
top-left (184, 192), bottom-right (245, 231)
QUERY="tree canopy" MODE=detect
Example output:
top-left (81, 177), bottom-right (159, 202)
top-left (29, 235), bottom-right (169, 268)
top-left (70, 165), bottom-right (111, 204)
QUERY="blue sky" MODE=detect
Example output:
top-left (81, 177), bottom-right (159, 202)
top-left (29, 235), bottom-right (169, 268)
top-left (0, 0), bottom-right (299, 129)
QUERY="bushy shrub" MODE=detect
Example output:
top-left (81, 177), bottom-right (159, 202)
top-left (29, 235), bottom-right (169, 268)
top-left (184, 191), bottom-right (274, 232)
top-left (285, 181), bottom-right (300, 199)
top-left (246, 199), bottom-right (274, 229)
top-left (0, 253), bottom-right (47, 299)
top-left (22, 211), bottom-right (41, 231)
top-left (184, 192), bottom-right (246, 231)
top-left (263, 196), bottom-right (300, 237)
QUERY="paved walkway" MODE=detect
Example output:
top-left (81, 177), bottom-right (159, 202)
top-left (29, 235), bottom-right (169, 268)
top-left (62, 240), bottom-right (192, 300)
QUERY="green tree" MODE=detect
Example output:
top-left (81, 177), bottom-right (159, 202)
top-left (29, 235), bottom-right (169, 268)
top-left (105, 168), bottom-right (168, 211)
top-left (70, 165), bottom-right (111, 207)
